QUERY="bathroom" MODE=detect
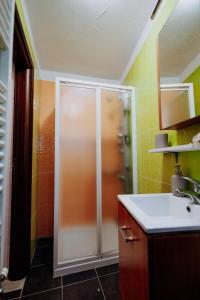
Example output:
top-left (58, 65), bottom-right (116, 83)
top-left (0, 0), bottom-right (200, 299)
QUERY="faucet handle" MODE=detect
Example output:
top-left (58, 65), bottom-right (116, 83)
top-left (182, 176), bottom-right (200, 193)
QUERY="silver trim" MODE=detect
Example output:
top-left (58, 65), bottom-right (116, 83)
top-left (58, 255), bottom-right (100, 267)
top-left (131, 89), bottom-right (138, 193)
top-left (58, 77), bottom-right (133, 90)
top-left (54, 256), bottom-right (119, 277)
top-left (96, 87), bottom-right (102, 257)
top-left (53, 78), bottom-right (137, 276)
top-left (53, 78), bottom-right (61, 271)
top-left (101, 250), bottom-right (119, 259)
top-left (60, 83), bottom-right (97, 90)
top-left (60, 82), bottom-right (133, 93)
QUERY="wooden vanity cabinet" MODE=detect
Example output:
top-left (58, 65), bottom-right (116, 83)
top-left (118, 202), bottom-right (200, 300)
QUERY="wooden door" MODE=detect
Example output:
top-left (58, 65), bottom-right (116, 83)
top-left (9, 7), bottom-right (34, 280)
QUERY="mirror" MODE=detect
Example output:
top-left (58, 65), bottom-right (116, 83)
top-left (158, 0), bottom-right (200, 129)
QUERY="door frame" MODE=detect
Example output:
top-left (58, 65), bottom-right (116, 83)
top-left (8, 6), bottom-right (34, 280)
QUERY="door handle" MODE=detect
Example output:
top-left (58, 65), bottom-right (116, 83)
top-left (119, 226), bottom-right (139, 242)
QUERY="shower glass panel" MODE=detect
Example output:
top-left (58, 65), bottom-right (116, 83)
top-left (54, 78), bottom-right (136, 277)
top-left (58, 85), bottom-right (97, 263)
top-left (101, 90), bottom-right (132, 255)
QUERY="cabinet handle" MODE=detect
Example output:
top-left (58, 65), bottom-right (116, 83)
top-left (121, 225), bottom-right (129, 230)
top-left (119, 226), bottom-right (139, 243)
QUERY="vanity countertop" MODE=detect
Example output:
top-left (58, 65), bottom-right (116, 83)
top-left (118, 193), bottom-right (200, 233)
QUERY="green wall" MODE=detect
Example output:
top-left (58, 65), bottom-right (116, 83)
top-left (124, 0), bottom-right (200, 193)
top-left (184, 66), bottom-right (200, 116)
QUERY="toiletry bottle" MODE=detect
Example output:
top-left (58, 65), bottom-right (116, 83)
top-left (171, 164), bottom-right (186, 196)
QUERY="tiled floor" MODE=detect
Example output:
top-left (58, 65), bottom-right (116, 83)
top-left (3, 237), bottom-right (120, 300)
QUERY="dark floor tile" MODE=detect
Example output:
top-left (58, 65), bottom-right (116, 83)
top-left (22, 265), bottom-right (61, 296)
top-left (32, 245), bottom-right (53, 266)
top-left (21, 288), bottom-right (62, 300)
top-left (99, 272), bottom-right (120, 300)
top-left (96, 263), bottom-right (118, 276)
top-left (3, 289), bottom-right (21, 299)
top-left (63, 278), bottom-right (104, 300)
top-left (62, 269), bottom-right (97, 286)
top-left (37, 237), bottom-right (53, 247)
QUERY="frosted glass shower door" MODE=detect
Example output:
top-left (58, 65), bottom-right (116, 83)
top-left (57, 85), bottom-right (97, 264)
top-left (101, 90), bottom-right (125, 255)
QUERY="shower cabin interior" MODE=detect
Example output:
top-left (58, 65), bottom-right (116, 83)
top-left (54, 78), bottom-right (137, 277)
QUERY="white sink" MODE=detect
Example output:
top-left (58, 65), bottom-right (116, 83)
top-left (118, 193), bottom-right (200, 233)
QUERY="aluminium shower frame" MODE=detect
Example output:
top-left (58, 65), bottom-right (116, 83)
top-left (54, 77), bottom-right (138, 277)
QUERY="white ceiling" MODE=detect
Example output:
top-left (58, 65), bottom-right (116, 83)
top-left (159, 0), bottom-right (200, 78)
top-left (24, 0), bottom-right (158, 80)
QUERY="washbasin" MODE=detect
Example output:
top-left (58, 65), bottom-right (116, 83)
top-left (118, 193), bottom-right (200, 233)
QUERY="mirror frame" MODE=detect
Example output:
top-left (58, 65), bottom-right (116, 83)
top-left (157, 41), bottom-right (200, 130)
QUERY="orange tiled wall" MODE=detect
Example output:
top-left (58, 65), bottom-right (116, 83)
top-left (38, 80), bottom-right (55, 237)
top-left (31, 74), bottom-right (40, 251)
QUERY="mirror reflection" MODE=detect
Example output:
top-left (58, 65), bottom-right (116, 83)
top-left (159, 0), bottom-right (200, 129)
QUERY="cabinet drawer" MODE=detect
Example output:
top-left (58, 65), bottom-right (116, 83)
top-left (118, 201), bottom-right (147, 244)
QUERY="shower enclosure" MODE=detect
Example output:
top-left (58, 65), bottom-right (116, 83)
top-left (54, 78), bottom-right (137, 277)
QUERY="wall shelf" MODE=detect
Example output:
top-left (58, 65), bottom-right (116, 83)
top-left (149, 143), bottom-right (200, 153)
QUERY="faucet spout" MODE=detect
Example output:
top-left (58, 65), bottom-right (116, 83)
top-left (176, 188), bottom-right (200, 205)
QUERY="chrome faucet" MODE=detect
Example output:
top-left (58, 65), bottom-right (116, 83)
top-left (181, 176), bottom-right (200, 193)
top-left (176, 176), bottom-right (200, 205)
top-left (176, 188), bottom-right (200, 205)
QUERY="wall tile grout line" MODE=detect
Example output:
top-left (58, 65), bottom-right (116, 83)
top-left (30, 239), bottom-right (38, 265)
top-left (20, 286), bottom-right (61, 299)
top-left (8, 250), bottom-right (118, 300)
top-left (95, 269), bottom-right (106, 300)
top-left (30, 263), bottom-right (47, 269)
top-left (61, 275), bottom-right (64, 300)
top-left (37, 244), bottom-right (53, 249)
top-left (62, 275), bottom-right (98, 288)
top-left (5, 239), bottom-right (55, 299)
top-left (98, 270), bottom-right (119, 278)
top-left (19, 278), bottom-right (25, 300)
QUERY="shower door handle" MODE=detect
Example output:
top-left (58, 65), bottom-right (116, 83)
top-left (119, 226), bottom-right (139, 243)
top-left (117, 133), bottom-right (124, 138)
